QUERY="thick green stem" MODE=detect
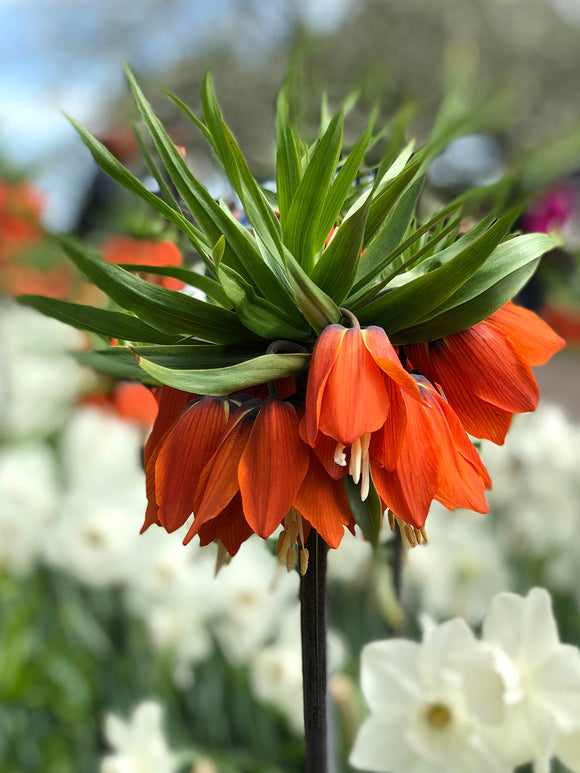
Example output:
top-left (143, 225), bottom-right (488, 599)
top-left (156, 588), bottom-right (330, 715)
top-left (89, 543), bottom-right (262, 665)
top-left (300, 529), bottom-right (329, 773)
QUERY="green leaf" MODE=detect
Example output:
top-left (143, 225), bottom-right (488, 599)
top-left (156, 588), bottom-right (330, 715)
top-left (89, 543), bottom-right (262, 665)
top-left (136, 352), bottom-right (311, 395)
top-left (393, 233), bottom-right (560, 342)
top-left (116, 263), bottom-right (230, 307)
top-left (18, 295), bottom-right (184, 344)
top-left (58, 236), bottom-right (255, 344)
top-left (315, 117), bottom-right (374, 253)
top-left (284, 251), bottom-right (341, 332)
top-left (202, 72), bottom-right (285, 264)
top-left (362, 158), bottom-right (422, 248)
top-left (310, 189), bottom-right (371, 304)
top-left (131, 122), bottom-right (181, 210)
top-left (65, 114), bottom-right (214, 266)
top-left (275, 86), bottom-right (302, 224)
top-left (163, 89), bottom-right (215, 147)
top-left (217, 262), bottom-right (310, 339)
top-left (124, 65), bottom-right (293, 310)
top-left (357, 209), bottom-right (518, 334)
top-left (283, 112), bottom-right (344, 272)
top-left (354, 175), bottom-right (425, 295)
top-left (344, 477), bottom-right (383, 548)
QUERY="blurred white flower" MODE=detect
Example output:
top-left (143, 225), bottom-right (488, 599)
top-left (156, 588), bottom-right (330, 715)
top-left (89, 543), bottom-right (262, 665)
top-left (100, 701), bottom-right (176, 773)
top-left (478, 587), bottom-right (580, 773)
top-left (211, 537), bottom-right (299, 665)
top-left (0, 443), bottom-right (59, 575)
top-left (350, 618), bottom-right (508, 773)
top-left (404, 503), bottom-right (512, 624)
top-left (0, 303), bottom-right (91, 439)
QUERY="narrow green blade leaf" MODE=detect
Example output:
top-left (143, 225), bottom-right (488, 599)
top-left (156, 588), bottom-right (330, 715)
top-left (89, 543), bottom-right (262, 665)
top-left (310, 190), bottom-right (371, 304)
top-left (357, 209), bottom-right (518, 334)
top-left (202, 72), bottom-right (285, 263)
top-left (18, 295), bottom-right (184, 344)
top-left (276, 86), bottom-right (302, 224)
top-left (283, 112), bottom-right (344, 271)
top-left (284, 251), bottom-right (341, 332)
top-left (136, 352), bottom-right (310, 395)
top-left (131, 122), bottom-right (181, 210)
top-left (217, 262), bottom-right (310, 339)
top-left (362, 158), bottom-right (422, 248)
top-left (316, 118), bottom-right (374, 253)
top-left (58, 236), bottom-right (255, 344)
top-left (117, 264), bottom-right (230, 307)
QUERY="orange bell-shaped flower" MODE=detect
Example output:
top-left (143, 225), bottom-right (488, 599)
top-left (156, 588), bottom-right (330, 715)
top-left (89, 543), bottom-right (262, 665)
top-left (405, 302), bottom-right (565, 444)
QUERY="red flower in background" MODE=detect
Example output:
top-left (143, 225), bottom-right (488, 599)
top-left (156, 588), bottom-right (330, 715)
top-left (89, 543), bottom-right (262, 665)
top-left (0, 180), bottom-right (44, 261)
top-left (405, 302), bottom-right (565, 444)
top-left (101, 235), bottom-right (184, 290)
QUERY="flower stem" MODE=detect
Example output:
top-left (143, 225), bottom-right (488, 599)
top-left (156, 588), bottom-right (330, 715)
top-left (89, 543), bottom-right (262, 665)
top-left (300, 529), bottom-right (329, 773)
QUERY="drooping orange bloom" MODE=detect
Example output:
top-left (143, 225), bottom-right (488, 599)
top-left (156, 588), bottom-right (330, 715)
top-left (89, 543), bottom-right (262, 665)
top-left (301, 322), bottom-right (420, 499)
top-left (370, 376), bottom-right (491, 528)
top-left (404, 302), bottom-right (565, 444)
top-left (101, 235), bottom-right (184, 290)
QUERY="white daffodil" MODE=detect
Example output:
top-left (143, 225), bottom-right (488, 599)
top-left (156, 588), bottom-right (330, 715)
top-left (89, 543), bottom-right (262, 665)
top-left (476, 587), bottom-right (580, 773)
top-left (100, 701), bottom-right (176, 773)
top-left (349, 618), bottom-right (509, 773)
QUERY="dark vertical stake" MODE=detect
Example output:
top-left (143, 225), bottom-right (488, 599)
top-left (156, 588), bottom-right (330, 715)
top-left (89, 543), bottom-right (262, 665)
top-left (300, 529), bottom-right (329, 773)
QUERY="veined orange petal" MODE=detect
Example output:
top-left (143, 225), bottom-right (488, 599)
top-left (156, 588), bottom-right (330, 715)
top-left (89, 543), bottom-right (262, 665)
top-left (192, 406), bottom-right (257, 527)
top-left (239, 398), bottom-right (310, 538)
top-left (303, 325), bottom-right (346, 446)
top-left (369, 378), bottom-right (407, 470)
top-left (142, 387), bottom-right (193, 532)
top-left (371, 390), bottom-right (439, 528)
top-left (486, 302), bottom-right (565, 365)
top-left (194, 494), bottom-right (253, 556)
top-left (155, 397), bottom-right (230, 532)
top-left (363, 326), bottom-right (421, 400)
top-left (319, 327), bottom-right (390, 445)
top-left (293, 455), bottom-right (351, 548)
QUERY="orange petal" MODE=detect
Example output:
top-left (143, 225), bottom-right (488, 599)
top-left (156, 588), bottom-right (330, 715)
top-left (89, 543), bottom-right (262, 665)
top-left (195, 494), bottom-right (253, 556)
top-left (363, 326), bottom-right (421, 400)
top-left (303, 325), bottom-right (346, 446)
top-left (305, 430), bottom-right (349, 480)
top-left (369, 378), bottom-right (407, 470)
top-left (155, 397), bottom-right (229, 532)
top-left (371, 391), bottom-right (439, 528)
top-left (191, 406), bottom-right (257, 529)
top-left (293, 455), bottom-right (351, 548)
top-left (487, 302), bottom-right (565, 365)
top-left (319, 327), bottom-right (390, 445)
top-left (239, 397), bottom-right (310, 538)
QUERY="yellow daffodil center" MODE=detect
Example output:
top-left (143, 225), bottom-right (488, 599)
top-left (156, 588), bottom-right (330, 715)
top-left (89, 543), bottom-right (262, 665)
top-left (425, 703), bottom-right (452, 728)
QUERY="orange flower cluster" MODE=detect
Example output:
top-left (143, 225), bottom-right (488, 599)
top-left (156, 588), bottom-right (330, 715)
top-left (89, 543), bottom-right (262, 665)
top-left (143, 302), bottom-right (564, 559)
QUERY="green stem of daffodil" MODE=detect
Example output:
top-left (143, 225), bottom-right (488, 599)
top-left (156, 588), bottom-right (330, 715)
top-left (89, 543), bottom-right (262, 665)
top-left (300, 529), bottom-right (329, 773)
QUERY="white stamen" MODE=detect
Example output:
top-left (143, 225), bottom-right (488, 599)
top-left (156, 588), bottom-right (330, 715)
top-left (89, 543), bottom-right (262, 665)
top-left (360, 453), bottom-right (370, 501)
top-left (349, 437), bottom-right (362, 483)
top-left (334, 442), bottom-right (347, 466)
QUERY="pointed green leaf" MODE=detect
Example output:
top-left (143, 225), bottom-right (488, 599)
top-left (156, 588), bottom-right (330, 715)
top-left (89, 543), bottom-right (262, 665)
top-left (131, 122), bottom-right (181, 210)
top-left (18, 295), bottom-right (185, 344)
top-left (393, 233), bottom-right (560, 342)
top-left (284, 251), bottom-right (341, 332)
top-left (357, 209), bottom-right (518, 334)
top-left (310, 190), bottom-right (371, 304)
top-left (217, 262), bottom-right (309, 339)
top-left (136, 352), bottom-right (311, 395)
top-left (362, 158), bottom-right (422, 248)
top-left (283, 112), bottom-right (344, 272)
top-left (344, 476), bottom-right (383, 548)
top-left (276, 86), bottom-right (302, 224)
top-left (124, 66), bottom-right (292, 310)
top-left (117, 264), bottom-right (229, 307)
top-left (315, 118), bottom-right (374, 253)
top-left (58, 236), bottom-right (255, 344)
top-left (66, 114), bottom-right (214, 266)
